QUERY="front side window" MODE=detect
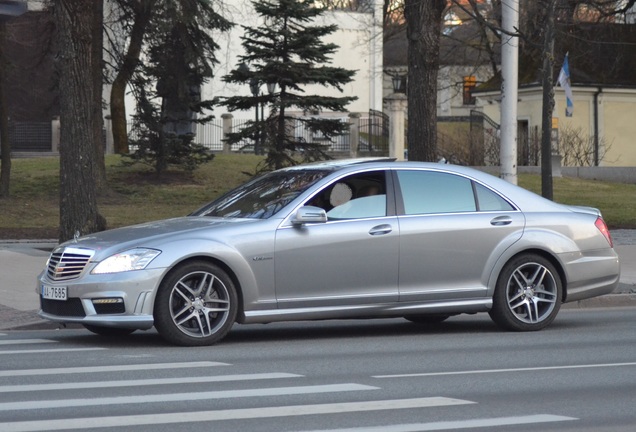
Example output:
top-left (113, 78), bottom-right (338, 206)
top-left (397, 170), bottom-right (476, 215)
top-left (193, 169), bottom-right (330, 219)
top-left (306, 171), bottom-right (387, 220)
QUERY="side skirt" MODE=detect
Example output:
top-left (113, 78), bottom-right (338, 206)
top-left (240, 299), bottom-right (492, 324)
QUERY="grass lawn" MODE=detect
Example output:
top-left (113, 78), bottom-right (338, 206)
top-left (0, 153), bottom-right (634, 239)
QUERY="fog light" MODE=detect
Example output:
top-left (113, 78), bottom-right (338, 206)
top-left (92, 298), bottom-right (125, 314)
top-left (92, 298), bottom-right (124, 304)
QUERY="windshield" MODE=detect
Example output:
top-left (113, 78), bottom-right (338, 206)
top-left (192, 169), bottom-right (331, 219)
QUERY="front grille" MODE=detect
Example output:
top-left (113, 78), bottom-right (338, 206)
top-left (40, 297), bottom-right (86, 317)
top-left (46, 247), bottom-right (95, 281)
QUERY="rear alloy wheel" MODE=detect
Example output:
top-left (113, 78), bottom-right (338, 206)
top-left (154, 261), bottom-right (237, 346)
top-left (83, 325), bottom-right (135, 337)
top-left (490, 254), bottom-right (562, 331)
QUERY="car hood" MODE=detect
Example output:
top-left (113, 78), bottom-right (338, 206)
top-left (60, 217), bottom-right (255, 256)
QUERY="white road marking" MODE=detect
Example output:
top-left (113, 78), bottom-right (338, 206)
top-left (0, 348), bottom-right (105, 355)
top-left (0, 372), bottom-right (302, 393)
top-left (0, 361), bottom-right (228, 377)
top-left (297, 414), bottom-right (577, 431)
top-left (0, 339), bottom-right (56, 345)
top-left (0, 383), bottom-right (378, 411)
top-left (374, 361), bottom-right (636, 379)
top-left (0, 397), bottom-right (474, 432)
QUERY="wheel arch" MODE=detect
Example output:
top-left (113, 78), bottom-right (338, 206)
top-left (492, 248), bottom-right (568, 302)
top-left (154, 255), bottom-right (246, 321)
top-left (150, 234), bottom-right (274, 317)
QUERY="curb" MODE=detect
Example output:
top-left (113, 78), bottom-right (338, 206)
top-left (561, 293), bottom-right (636, 309)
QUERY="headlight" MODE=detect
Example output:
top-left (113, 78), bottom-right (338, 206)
top-left (92, 248), bottom-right (161, 274)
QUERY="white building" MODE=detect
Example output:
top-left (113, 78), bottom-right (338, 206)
top-left (202, 0), bottom-right (384, 119)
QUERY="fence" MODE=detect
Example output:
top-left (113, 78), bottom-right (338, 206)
top-left (127, 111), bottom-right (389, 156)
top-left (2, 114), bottom-right (389, 156)
top-left (0, 121), bottom-right (52, 153)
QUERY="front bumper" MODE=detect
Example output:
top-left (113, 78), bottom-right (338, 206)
top-left (36, 268), bottom-right (165, 330)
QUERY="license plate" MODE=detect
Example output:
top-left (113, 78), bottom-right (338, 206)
top-left (41, 285), bottom-right (67, 301)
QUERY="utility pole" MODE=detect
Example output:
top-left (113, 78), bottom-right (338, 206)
top-left (500, 0), bottom-right (519, 185)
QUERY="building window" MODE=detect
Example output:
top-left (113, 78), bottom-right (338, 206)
top-left (463, 76), bottom-right (477, 105)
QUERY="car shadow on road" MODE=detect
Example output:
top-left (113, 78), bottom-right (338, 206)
top-left (31, 312), bottom-right (597, 348)
top-left (26, 316), bottom-right (503, 348)
top-left (223, 317), bottom-right (501, 345)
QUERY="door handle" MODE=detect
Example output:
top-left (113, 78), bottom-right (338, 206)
top-left (369, 224), bottom-right (392, 236)
top-left (490, 216), bottom-right (513, 226)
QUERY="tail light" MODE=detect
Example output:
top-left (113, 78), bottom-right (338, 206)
top-left (595, 217), bottom-right (613, 248)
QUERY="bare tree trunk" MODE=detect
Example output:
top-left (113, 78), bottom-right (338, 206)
top-left (540, 0), bottom-right (556, 200)
top-left (404, 0), bottom-right (446, 162)
top-left (54, 0), bottom-right (107, 243)
top-left (110, 0), bottom-right (155, 154)
top-left (0, 22), bottom-right (10, 198)
top-left (92, 0), bottom-right (106, 190)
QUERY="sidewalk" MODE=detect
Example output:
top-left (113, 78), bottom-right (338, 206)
top-left (0, 232), bottom-right (635, 331)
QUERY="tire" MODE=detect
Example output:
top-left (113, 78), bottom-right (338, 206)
top-left (405, 314), bottom-right (450, 324)
top-left (489, 253), bottom-right (562, 332)
top-left (83, 325), bottom-right (135, 337)
top-left (154, 261), bottom-right (238, 346)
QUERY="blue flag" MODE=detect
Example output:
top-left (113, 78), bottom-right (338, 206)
top-left (558, 53), bottom-right (573, 117)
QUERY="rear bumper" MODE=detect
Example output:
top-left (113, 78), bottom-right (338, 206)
top-left (561, 249), bottom-right (621, 303)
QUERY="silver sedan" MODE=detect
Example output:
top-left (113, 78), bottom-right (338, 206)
top-left (37, 159), bottom-right (620, 346)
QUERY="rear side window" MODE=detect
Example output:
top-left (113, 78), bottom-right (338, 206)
top-left (475, 183), bottom-right (515, 211)
top-left (397, 170), bottom-right (476, 215)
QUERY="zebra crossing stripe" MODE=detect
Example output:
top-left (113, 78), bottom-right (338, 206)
top-left (0, 339), bottom-right (57, 346)
top-left (0, 397), bottom-right (474, 432)
top-left (0, 372), bottom-right (301, 393)
top-left (295, 414), bottom-right (577, 431)
top-left (0, 361), bottom-right (228, 377)
top-left (0, 348), bottom-right (105, 355)
top-left (0, 383), bottom-right (378, 412)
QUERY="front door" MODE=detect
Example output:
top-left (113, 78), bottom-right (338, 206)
top-left (274, 170), bottom-right (399, 308)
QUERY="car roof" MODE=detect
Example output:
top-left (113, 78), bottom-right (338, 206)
top-left (282, 157), bottom-right (397, 171)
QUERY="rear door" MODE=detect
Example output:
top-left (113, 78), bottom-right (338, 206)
top-left (394, 169), bottom-right (525, 302)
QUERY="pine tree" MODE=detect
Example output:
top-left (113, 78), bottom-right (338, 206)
top-left (126, 0), bottom-right (232, 174)
top-left (222, 0), bottom-right (357, 171)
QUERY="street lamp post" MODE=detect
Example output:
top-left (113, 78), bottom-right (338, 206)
top-left (239, 63), bottom-right (277, 156)
top-left (385, 72), bottom-right (408, 160)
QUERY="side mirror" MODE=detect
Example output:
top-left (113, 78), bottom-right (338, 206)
top-left (292, 206), bottom-right (327, 225)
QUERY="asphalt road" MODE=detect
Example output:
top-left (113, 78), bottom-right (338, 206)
top-left (1, 308), bottom-right (635, 432)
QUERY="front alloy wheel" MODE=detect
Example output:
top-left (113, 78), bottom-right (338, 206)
top-left (490, 254), bottom-right (562, 332)
top-left (154, 261), bottom-right (237, 346)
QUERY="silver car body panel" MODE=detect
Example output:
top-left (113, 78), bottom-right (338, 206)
top-left (36, 161), bottom-right (620, 330)
top-left (396, 211), bottom-right (525, 300)
top-left (274, 215), bottom-right (400, 308)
